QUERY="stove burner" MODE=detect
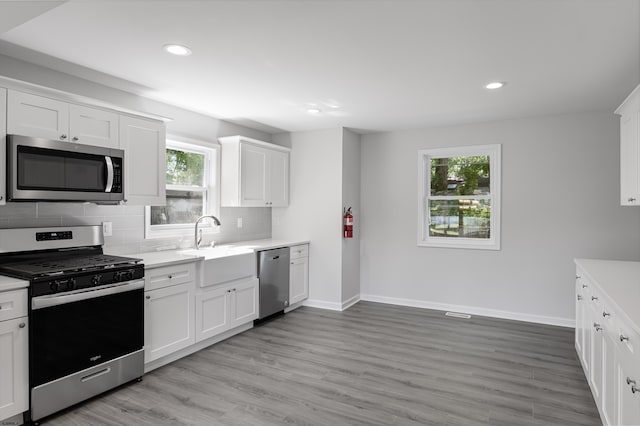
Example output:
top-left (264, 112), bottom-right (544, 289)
top-left (0, 254), bottom-right (141, 278)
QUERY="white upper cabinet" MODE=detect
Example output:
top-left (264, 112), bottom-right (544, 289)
top-left (617, 84), bottom-right (640, 206)
top-left (69, 104), bottom-right (119, 148)
top-left (7, 91), bottom-right (69, 141)
top-left (219, 135), bottom-right (290, 207)
top-left (8, 91), bottom-right (119, 149)
top-left (119, 115), bottom-right (166, 206)
top-left (0, 88), bottom-right (6, 206)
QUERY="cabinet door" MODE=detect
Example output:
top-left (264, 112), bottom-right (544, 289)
top-left (602, 331), bottom-right (617, 425)
top-left (240, 143), bottom-right (269, 206)
top-left (119, 115), bottom-right (166, 205)
top-left (69, 104), bottom-right (119, 148)
top-left (0, 88), bottom-right (6, 206)
top-left (7, 91), bottom-right (69, 141)
top-left (620, 91), bottom-right (640, 205)
top-left (269, 149), bottom-right (289, 207)
top-left (229, 278), bottom-right (258, 328)
top-left (290, 256), bottom-right (309, 305)
top-left (0, 317), bottom-right (28, 421)
top-left (589, 303), bottom-right (603, 401)
top-left (144, 283), bottom-right (194, 363)
top-left (195, 286), bottom-right (230, 342)
top-left (617, 357), bottom-right (640, 425)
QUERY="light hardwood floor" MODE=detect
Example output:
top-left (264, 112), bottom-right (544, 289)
top-left (44, 302), bottom-right (600, 426)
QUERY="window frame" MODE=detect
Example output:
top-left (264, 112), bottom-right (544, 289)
top-left (417, 144), bottom-right (501, 250)
top-left (145, 136), bottom-right (220, 240)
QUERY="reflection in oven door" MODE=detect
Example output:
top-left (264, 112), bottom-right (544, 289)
top-left (31, 287), bottom-right (143, 386)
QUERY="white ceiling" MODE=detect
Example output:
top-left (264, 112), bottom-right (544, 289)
top-left (0, 0), bottom-right (638, 134)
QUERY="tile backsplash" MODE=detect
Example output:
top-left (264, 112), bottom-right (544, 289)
top-left (0, 203), bottom-right (271, 254)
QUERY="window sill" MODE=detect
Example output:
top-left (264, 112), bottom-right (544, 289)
top-left (418, 239), bottom-right (500, 251)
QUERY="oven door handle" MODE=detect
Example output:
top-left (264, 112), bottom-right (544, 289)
top-left (32, 280), bottom-right (144, 310)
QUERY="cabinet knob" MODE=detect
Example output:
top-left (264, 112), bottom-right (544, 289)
top-left (60, 134), bottom-right (67, 140)
top-left (627, 377), bottom-right (636, 386)
top-left (168, 275), bottom-right (173, 279)
top-left (603, 311), bottom-right (610, 317)
top-left (576, 275), bottom-right (581, 279)
top-left (629, 197), bottom-right (637, 203)
top-left (591, 296), bottom-right (598, 301)
top-left (0, 195), bottom-right (3, 201)
top-left (72, 136), bottom-right (79, 141)
top-left (146, 295), bottom-right (151, 300)
top-left (582, 284), bottom-right (588, 288)
top-left (577, 295), bottom-right (583, 301)
top-left (19, 323), bottom-right (25, 328)
top-left (620, 334), bottom-right (630, 342)
top-left (593, 322), bottom-right (602, 331)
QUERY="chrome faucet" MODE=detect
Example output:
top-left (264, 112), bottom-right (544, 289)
top-left (194, 215), bottom-right (221, 249)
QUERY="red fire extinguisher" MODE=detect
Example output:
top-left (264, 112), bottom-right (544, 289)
top-left (343, 207), bottom-right (353, 239)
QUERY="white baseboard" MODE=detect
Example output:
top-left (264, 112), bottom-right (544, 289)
top-left (342, 294), bottom-right (360, 311)
top-left (302, 298), bottom-right (343, 311)
top-left (360, 293), bottom-right (575, 328)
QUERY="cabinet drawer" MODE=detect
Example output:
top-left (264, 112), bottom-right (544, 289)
top-left (290, 244), bottom-right (309, 260)
top-left (145, 263), bottom-right (196, 291)
top-left (0, 289), bottom-right (27, 322)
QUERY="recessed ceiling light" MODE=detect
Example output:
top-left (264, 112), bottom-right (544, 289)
top-left (485, 81), bottom-right (505, 90)
top-left (307, 108), bottom-right (322, 114)
top-left (163, 44), bottom-right (192, 56)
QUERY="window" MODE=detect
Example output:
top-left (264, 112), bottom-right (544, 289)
top-left (418, 144), bottom-right (501, 250)
top-left (145, 138), bottom-right (219, 239)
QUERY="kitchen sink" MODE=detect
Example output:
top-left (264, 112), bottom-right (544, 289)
top-left (180, 246), bottom-right (256, 287)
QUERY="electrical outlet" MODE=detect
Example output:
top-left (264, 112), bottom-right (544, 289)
top-left (237, 217), bottom-right (243, 228)
top-left (102, 221), bottom-right (113, 237)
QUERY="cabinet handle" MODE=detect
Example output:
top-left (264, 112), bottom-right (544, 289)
top-left (603, 311), bottom-right (610, 317)
top-left (593, 323), bottom-right (602, 331)
top-left (19, 323), bottom-right (25, 328)
top-left (582, 284), bottom-right (588, 288)
top-left (629, 197), bottom-right (637, 203)
top-left (591, 296), bottom-right (598, 301)
top-left (60, 134), bottom-right (67, 140)
top-left (72, 136), bottom-right (79, 141)
top-left (620, 334), bottom-right (630, 342)
top-left (576, 275), bottom-right (581, 279)
top-left (0, 195), bottom-right (3, 201)
top-left (577, 295), bottom-right (583, 301)
top-left (627, 377), bottom-right (636, 385)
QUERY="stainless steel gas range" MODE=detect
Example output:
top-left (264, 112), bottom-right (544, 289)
top-left (0, 225), bottom-right (145, 423)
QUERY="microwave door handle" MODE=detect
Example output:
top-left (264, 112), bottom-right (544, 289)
top-left (105, 156), bottom-right (114, 193)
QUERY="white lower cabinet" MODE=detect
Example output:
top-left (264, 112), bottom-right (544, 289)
top-left (289, 244), bottom-right (309, 307)
top-left (195, 278), bottom-right (258, 342)
top-left (144, 282), bottom-right (195, 363)
top-left (0, 289), bottom-right (28, 422)
top-left (575, 259), bottom-right (640, 426)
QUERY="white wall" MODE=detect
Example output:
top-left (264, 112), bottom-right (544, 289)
top-left (360, 112), bottom-right (640, 326)
top-left (272, 129), bottom-right (344, 309)
top-left (341, 128), bottom-right (361, 305)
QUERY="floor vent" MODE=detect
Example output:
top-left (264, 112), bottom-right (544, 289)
top-left (445, 311), bottom-right (472, 319)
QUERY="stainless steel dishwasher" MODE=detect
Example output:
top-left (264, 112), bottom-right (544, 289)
top-left (258, 247), bottom-right (290, 319)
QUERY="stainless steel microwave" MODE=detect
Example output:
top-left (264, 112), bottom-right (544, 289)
top-left (7, 134), bottom-right (124, 203)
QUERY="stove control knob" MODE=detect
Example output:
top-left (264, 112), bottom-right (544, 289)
top-left (113, 272), bottom-right (122, 282)
top-left (49, 281), bottom-right (59, 293)
top-left (68, 278), bottom-right (76, 290)
top-left (91, 275), bottom-right (102, 286)
top-left (124, 270), bottom-right (134, 281)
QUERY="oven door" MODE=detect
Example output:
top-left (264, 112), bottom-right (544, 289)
top-left (7, 134), bottom-right (124, 202)
top-left (30, 280), bottom-right (144, 387)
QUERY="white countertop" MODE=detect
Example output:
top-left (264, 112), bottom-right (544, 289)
top-left (126, 239), bottom-right (310, 269)
top-left (575, 258), bottom-right (640, 334)
top-left (0, 275), bottom-right (29, 292)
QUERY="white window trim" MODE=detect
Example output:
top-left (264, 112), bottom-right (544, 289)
top-left (145, 136), bottom-right (221, 240)
top-left (417, 144), bottom-right (501, 250)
